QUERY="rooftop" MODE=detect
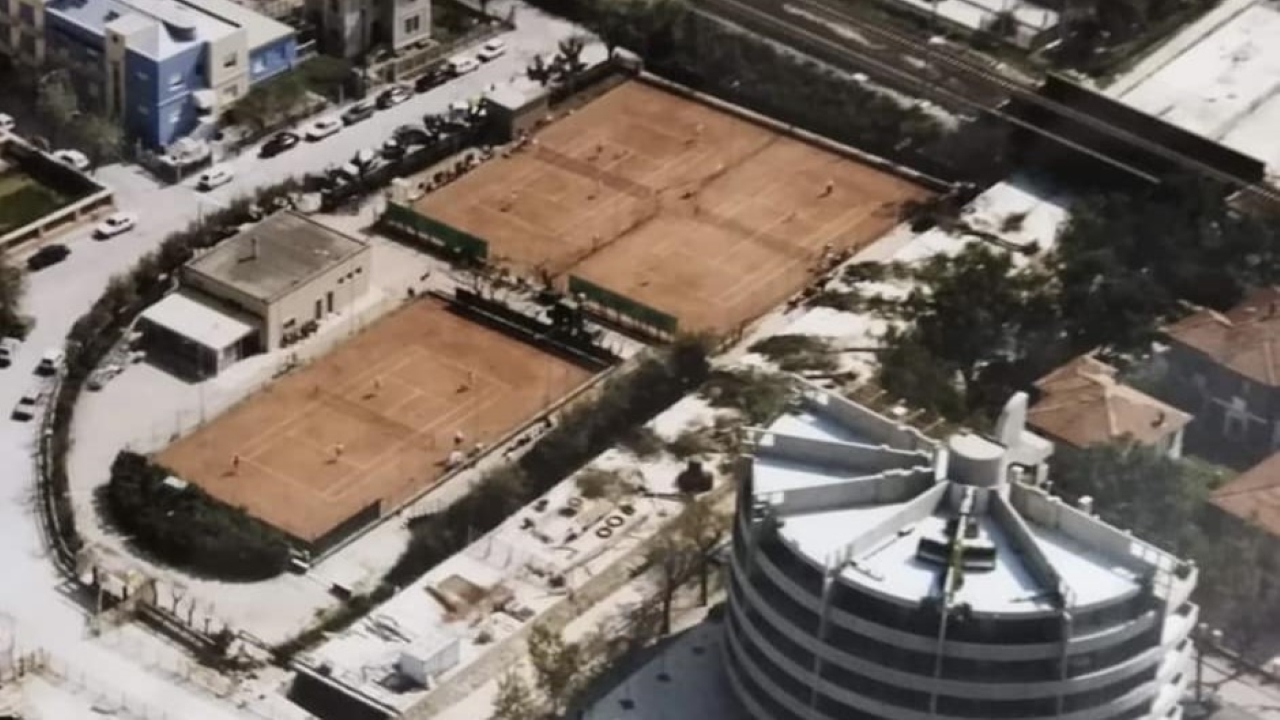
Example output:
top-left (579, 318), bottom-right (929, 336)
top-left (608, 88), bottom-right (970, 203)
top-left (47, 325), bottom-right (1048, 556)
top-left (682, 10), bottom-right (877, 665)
top-left (139, 289), bottom-right (257, 350)
top-left (1164, 287), bottom-right (1280, 387)
top-left (1029, 355), bottom-right (1191, 449)
top-left (185, 211), bottom-right (369, 304)
top-left (1210, 450), bottom-right (1280, 537)
top-left (1113, 1), bottom-right (1280, 172)
top-left (747, 382), bottom-right (1196, 615)
top-left (179, 0), bottom-right (293, 49)
top-left (48, 0), bottom-right (239, 58)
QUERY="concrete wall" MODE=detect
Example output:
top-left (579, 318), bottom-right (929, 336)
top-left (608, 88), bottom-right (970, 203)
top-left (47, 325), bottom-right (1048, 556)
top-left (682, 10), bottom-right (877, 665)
top-left (799, 387), bottom-right (936, 453)
top-left (389, 0), bottom-right (429, 50)
top-left (263, 246), bottom-right (370, 348)
top-left (205, 28), bottom-right (250, 112)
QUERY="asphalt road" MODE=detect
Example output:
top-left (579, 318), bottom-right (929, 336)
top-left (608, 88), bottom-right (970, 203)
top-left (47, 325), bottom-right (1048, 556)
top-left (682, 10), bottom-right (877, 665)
top-left (0, 4), bottom-right (600, 715)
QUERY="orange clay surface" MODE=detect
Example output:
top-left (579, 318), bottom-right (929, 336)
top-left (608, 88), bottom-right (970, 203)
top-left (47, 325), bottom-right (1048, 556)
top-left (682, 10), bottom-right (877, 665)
top-left (158, 298), bottom-right (591, 542)
top-left (417, 80), bottom-right (931, 333)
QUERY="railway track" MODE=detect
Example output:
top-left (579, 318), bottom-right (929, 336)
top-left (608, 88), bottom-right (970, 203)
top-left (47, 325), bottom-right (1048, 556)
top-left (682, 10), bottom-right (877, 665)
top-left (692, 0), bottom-right (1280, 205)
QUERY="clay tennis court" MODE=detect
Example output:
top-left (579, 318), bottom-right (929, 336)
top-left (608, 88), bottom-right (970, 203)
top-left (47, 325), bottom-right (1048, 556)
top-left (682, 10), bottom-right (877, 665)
top-left (417, 79), bottom-right (932, 333)
top-left (157, 298), bottom-right (591, 546)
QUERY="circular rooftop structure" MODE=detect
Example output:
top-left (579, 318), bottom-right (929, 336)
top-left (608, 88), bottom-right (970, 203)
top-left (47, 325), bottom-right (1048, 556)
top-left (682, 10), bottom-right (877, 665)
top-left (723, 386), bottom-right (1197, 720)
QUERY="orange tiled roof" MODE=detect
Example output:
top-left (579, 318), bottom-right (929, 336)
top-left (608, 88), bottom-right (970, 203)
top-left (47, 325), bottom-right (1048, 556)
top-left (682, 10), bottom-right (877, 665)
top-left (1028, 355), bottom-right (1191, 449)
top-left (1165, 287), bottom-right (1280, 387)
top-left (1211, 451), bottom-right (1280, 538)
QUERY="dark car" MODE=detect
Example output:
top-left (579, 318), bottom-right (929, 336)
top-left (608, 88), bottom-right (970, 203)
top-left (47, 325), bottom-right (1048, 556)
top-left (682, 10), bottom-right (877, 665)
top-left (26, 244), bottom-right (70, 271)
top-left (393, 124), bottom-right (431, 147)
top-left (259, 131), bottom-right (300, 158)
top-left (375, 85), bottom-right (411, 109)
top-left (341, 102), bottom-right (376, 125)
top-left (414, 68), bottom-right (449, 93)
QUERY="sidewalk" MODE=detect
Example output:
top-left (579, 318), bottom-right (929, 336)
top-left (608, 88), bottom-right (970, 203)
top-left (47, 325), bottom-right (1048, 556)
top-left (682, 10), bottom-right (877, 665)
top-left (1105, 0), bottom-right (1258, 97)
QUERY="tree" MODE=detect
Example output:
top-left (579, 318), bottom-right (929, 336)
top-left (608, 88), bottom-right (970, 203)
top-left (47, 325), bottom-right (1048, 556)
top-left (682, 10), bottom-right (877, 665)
top-left (491, 670), bottom-right (542, 720)
top-left (36, 73), bottom-right (79, 145)
top-left (672, 496), bottom-right (728, 606)
top-left (74, 113), bottom-right (124, 169)
top-left (557, 34), bottom-right (589, 73)
top-left (0, 253), bottom-right (25, 337)
top-left (646, 529), bottom-right (698, 635)
top-left (1048, 442), bottom-right (1222, 555)
top-left (526, 623), bottom-right (582, 715)
top-left (877, 243), bottom-right (1063, 422)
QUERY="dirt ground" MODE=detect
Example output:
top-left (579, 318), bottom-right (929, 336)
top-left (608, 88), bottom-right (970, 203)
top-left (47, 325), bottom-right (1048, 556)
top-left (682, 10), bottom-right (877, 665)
top-left (416, 80), bottom-right (931, 333)
top-left (157, 298), bottom-right (592, 543)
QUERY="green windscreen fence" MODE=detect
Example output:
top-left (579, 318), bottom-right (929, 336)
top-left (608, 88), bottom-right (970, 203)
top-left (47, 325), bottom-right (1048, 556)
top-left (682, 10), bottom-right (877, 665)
top-left (568, 275), bottom-right (678, 337)
top-left (381, 202), bottom-right (489, 261)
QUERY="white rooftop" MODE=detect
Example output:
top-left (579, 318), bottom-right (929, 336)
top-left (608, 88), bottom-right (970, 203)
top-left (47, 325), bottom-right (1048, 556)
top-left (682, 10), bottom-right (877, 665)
top-left (748, 381), bottom-right (1187, 616)
top-left (889, 0), bottom-right (1058, 46)
top-left (140, 290), bottom-right (257, 351)
top-left (1114, 1), bottom-right (1280, 172)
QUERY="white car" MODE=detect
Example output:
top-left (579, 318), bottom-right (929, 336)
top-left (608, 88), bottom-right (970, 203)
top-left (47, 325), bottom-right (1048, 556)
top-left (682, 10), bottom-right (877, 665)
top-left (447, 55), bottom-right (480, 75)
top-left (305, 117), bottom-right (343, 141)
top-left (52, 149), bottom-right (90, 171)
top-left (197, 165), bottom-right (234, 190)
top-left (477, 39), bottom-right (506, 62)
top-left (94, 211), bottom-right (138, 239)
top-left (0, 113), bottom-right (13, 133)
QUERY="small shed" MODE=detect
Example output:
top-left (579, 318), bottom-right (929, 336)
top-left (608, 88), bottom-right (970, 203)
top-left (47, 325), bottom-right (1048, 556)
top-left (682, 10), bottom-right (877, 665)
top-left (484, 82), bottom-right (551, 143)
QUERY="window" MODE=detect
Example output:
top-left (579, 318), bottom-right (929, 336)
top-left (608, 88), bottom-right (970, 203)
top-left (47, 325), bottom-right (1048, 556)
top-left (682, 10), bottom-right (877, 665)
top-left (170, 107), bottom-right (181, 123)
top-left (18, 32), bottom-right (34, 56)
top-left (314, 299), bottom-right (322, 320)
top-left (137, 104), bottom-right (149, 116)
top-left (327, 0), bottom-right (337, 13)
top-left (222, 53), bottom-right (237, 68)
top-left (169, 72), bottom-right (183, 90)
top-left (135, 70), bottom-right (149, 81)
top-left (222, 84), bottom-right (238, 99)
top-left (18, 2), bottom-right (33, 24)
top-left (326, 291), bottom-right (334, 313)
top-left (0, 0), bottom-right (10, 16)
top-left (403, 15), bottom-right (420, 34)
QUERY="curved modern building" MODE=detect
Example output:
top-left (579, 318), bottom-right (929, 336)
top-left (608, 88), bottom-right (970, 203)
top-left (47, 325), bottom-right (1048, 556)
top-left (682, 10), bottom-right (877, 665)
top-left (725, 385), bottom-right (1198, 720)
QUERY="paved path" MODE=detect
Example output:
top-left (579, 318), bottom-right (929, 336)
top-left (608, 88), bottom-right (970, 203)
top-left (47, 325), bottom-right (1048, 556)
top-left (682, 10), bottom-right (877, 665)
top-left (0, 4), bottom-right (600, 716)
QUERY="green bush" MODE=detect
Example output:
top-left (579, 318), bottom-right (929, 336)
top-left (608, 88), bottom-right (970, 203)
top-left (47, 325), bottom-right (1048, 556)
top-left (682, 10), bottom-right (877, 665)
top-left (105, 451), bottom-right (290, 581)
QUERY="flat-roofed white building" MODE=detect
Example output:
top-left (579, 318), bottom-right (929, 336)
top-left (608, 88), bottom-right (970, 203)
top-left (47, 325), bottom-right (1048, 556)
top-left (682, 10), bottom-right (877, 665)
top-left (139, 211), bottom-right (371, 378)
top-left (725, 383), bottom-right (1198, 720)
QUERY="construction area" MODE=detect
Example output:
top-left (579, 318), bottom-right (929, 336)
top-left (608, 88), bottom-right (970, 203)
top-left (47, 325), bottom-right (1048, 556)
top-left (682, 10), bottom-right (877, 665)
top-left (415, 79), bottom-right (931, 335)
top-left (157, 297), bottom-right (593, 549)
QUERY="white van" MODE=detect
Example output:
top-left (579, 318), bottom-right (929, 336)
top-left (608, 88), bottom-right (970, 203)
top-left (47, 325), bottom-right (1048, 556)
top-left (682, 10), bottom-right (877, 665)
top-left (447, 55), bottom-right (479, 76)
top-left (36, 348), bottom-right (64, 376)
top-left (12, 384), bottom-right (44, 421)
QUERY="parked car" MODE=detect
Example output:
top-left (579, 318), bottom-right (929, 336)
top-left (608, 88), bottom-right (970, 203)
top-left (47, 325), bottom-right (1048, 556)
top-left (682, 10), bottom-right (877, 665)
top-left (26, 244), bottom-right (70, 271)
top-left (0, 113), bottom-right (14, 133)
top-left (36, 348), bottom-right (64, 376)
top-left (446, 55), bottom-right (479, 76)
top-left (394, 124), bottom-right (431, 146)
top-left (197, 165), bottom-right (234, 190)
top-left (477, 38), bottom-right (506, 62)
top-left (12, 384), bottom-right (44, 421)
top-left (305, 117), bottom-right (343, 141)
top-left (259, 131), bottom-right (300, 157)
top-left (376, 85), bottom-right (411, 109)
top-left (94, 211), bottom-right (138, 239)
top-left (381, 138), bottom-right (406, 160)
top-left (341, 102), bottom-right (376, 125)
top-left (414, 68), bottom-right (448, 93)
top-left (52, 149), bottom-right (90, 171)
top-left (0, 337), bottom-right (20, 368)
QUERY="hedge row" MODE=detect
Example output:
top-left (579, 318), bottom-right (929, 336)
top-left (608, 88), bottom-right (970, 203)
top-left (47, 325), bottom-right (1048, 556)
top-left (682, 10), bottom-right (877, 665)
top-left (106, 452), bottom-right (291, 581)
top-left (383, 336), bottom-right (711, 587)
top-left (43, 181), bottom-right (302, 571)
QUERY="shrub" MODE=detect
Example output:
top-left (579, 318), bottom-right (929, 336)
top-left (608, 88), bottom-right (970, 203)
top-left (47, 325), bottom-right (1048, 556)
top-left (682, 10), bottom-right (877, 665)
top-left (748, 334), bottom-right (838, 373)
top-left (701, 369), bottom-right (795, 425)
top-left (575, 468), bottom-right (622, 500)
top-left (619, 425), bottom-right (664, 459)
top-left (105, 451), bottom-right (290, 581)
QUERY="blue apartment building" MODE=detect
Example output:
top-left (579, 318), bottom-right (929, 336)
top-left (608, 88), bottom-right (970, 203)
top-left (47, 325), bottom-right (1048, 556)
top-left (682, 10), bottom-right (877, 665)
top-left (29, 0), bottom-right (297, 147)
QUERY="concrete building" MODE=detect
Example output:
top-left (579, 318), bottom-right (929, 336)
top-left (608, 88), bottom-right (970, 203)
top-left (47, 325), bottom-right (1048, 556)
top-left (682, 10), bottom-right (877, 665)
top-left (725, 384), bottom-right (1198, 720)
top-left (1029, 355), bottom-right (1191, 458)
top-left (318, 0), bottom-right (429, 61)
top-left (10, 0), bottom-right (298, 147)
top-left (138, 211), bottom-right (370, 377)
top-left (1162, 287), bottom-right (1280, 466)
